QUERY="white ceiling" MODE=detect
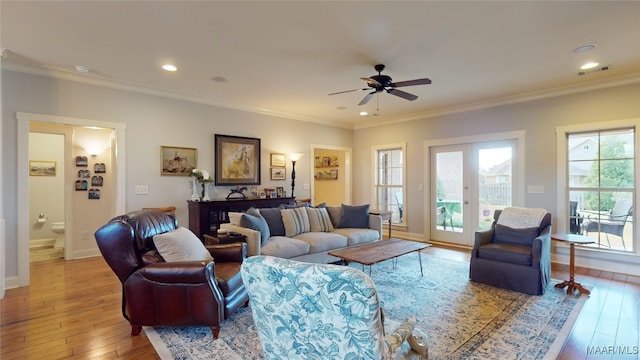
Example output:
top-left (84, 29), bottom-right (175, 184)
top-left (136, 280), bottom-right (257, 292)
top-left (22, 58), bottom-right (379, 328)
top-left (2, 1), bottom-right (639, 129)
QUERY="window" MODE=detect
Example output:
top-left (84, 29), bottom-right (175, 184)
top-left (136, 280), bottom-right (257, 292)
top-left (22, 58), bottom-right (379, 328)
top-left (567, 128), bottom-right (634, 252)
top-left (373, 143), bottom-right (406, 224)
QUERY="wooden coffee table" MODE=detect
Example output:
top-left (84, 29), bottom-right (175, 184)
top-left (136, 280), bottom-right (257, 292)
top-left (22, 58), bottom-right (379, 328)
top-left (329, 238), bottom-right (431, 276)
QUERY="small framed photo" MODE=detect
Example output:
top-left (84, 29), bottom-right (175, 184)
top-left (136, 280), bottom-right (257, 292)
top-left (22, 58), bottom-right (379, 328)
top-left (161, 146), bottom-right (197, 175)
top-left (271, 153), bottom-right (286, 167)
top-left (29, 160), bottom-right (56, 176)
top-left (322, 156), bottom-right (330, 167)
top-left (330, 169), bottom-right (338, 179)
top-left (271, 167), bottom-right (286, 180)
top-left (276, 187), bottom-right (284, 198)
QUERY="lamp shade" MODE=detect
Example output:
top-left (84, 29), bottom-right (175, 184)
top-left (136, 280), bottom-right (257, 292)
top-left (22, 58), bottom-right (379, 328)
top-left (289, 153), bottom-right (304, 162)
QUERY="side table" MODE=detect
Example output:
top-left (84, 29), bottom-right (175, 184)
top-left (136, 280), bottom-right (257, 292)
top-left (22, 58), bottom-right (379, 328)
top-left (551, 233), bottom-right (594, 295)
top-left (204, 232), bottom-right (247, 245)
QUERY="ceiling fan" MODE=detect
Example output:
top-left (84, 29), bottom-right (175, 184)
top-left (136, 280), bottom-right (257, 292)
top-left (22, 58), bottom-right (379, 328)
top-left (329, 64), bottom-right (432, 106)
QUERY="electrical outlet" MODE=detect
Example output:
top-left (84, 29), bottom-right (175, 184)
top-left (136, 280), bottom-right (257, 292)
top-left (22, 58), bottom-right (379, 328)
top-left (81, 231), bottom-right (89, 240)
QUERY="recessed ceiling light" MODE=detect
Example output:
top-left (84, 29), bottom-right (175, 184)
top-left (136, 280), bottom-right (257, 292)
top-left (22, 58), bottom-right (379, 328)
top-left (75, 65), bottom-right (90, 73)
top-left (162, 64), bottom-right (177, 72)
top-left (359, 111), bottom-right (368, 116)
top-left (573, 43), bottom-right (597, 53)
top-left (580, 62), bottom-right (600, 70)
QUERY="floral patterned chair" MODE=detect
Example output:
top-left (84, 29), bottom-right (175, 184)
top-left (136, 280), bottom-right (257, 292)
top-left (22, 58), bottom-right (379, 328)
top-left (241, 255), bottom-right (428, 360)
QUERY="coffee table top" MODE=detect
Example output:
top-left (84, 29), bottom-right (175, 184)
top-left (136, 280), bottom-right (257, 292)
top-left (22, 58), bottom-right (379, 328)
top-left (328, 238), bottom-right (430, 265)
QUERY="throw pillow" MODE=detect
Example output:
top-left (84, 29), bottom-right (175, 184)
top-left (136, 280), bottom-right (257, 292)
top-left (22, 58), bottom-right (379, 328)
top-left (306, 207), bottom-right (334, 232)
top-left (493, 224), bottom-right (539, 247)
top-left (338, 204), bottom-right (370, 228)
top-left (153, 227), bottom-right (213, 262)
top-left (260, 207), bottom-right (286, 236)
top-left (281, 207), bottom-right (310, 237)
top-left (240, 208), bottom-right (271, 245)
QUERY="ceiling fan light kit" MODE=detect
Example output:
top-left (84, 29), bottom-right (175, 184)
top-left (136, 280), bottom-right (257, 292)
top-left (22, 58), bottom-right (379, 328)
top-left (329, 64), bottom-right (431, 106)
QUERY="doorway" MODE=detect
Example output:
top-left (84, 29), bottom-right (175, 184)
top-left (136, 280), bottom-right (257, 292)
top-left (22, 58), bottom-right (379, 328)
top-left (16, 112), bottom-right (126, 287)
top-left (310, 144), bottom-right (352, 206)
top-left (425, 132), bottom-right (524, 246)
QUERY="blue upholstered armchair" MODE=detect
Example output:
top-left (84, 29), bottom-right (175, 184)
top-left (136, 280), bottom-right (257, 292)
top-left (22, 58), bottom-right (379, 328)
top-left (470, 207), bottom-right (552, 295)
top-left (241, 256), bottom-right (428, 359)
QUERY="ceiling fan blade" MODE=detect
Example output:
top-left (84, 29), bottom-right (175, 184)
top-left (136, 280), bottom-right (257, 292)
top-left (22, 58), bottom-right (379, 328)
top-left (328, 88), bottom-right (368, 96)
top-left (387, 88), bottom-right (418, 101)
top-left (361, 77), bottom-right (381, 87)
top-left (358, 92), bottom-right (376, 106)
top-left (390, 78), bottom-right (432, 87)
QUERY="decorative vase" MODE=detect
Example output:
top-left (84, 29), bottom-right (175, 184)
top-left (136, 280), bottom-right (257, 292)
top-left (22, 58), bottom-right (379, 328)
top-left (191, 177), bottom-right (200, 201)
top-left (202, 182), bottom-right (211, 201)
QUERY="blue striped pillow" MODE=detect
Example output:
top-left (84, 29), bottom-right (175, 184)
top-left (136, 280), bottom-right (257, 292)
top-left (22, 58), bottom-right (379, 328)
top-left (281, 207), bottom-right (310, 237)
top-left (306, 207), bottom-right (334, 232)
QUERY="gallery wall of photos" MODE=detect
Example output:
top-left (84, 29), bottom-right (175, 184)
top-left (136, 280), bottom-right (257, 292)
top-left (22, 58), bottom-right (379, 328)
top-left (74, 155), bottom-right (106, 200)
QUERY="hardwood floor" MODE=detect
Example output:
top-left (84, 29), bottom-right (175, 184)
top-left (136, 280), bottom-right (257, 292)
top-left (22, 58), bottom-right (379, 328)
top-left (1, 246), bottom-right (638, 359)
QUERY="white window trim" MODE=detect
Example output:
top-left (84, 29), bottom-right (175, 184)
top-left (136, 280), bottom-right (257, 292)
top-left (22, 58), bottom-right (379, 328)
top-left (556, 118), bottom-right (640, 275)
top-left (372, 143), bottom-right (407, 226)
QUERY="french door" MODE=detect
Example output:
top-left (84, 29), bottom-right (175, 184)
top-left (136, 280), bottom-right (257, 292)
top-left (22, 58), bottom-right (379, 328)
top-left (430, 140), bottom-right (517, 246)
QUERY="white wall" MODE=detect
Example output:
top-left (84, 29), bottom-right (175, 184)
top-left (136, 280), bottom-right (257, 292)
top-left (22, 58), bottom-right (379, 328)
top-left (1, 69), bottom-right (354, 284)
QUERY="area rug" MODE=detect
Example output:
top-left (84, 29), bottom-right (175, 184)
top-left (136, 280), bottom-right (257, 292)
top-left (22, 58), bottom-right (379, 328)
top-left (145, 254), bottom-right (587, 360)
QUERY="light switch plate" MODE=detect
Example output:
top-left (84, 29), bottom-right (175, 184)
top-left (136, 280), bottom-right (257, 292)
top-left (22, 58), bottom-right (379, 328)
top-left (135, 185), bottom-right (149, 195)
top-left (527, 185), bottom-right (544, 194)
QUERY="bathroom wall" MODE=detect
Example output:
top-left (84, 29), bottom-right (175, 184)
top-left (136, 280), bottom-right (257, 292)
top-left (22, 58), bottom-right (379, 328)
top-left (29, 132), bottom-right (64, 244)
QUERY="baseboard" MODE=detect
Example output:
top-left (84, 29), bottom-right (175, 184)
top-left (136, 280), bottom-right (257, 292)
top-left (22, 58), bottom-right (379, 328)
top-left (72, 249), bottom-right (102, 259)
top-left (29, 238), bottom-right (56, 249)
top-left (4, 275), bottom-right (19, 290)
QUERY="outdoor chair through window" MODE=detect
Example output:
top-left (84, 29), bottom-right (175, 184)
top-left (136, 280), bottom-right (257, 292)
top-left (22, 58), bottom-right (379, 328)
top-left (582, 199), bottom-right (632, 250)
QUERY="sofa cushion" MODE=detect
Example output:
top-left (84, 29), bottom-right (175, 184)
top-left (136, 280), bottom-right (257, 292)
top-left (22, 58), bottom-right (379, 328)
top-left (261, 236), bottom-right (311, 258)
top-left (281, 207), bottom-right (310, 237)
top-left (338, 204), bottom-right (370, 228)
top-left (478, 242), bottom-right (532, 266)
top-left (327, 206), bottom-right (342, 228)
top-left (332, 228), bottom-right (380, 246)
top-left (152, 227), bottom-right (213, 262)
top-left (306, 207), bottom-right (334, 232)
top-left (260, 207), bottom-right (286, 236)
top-left (294, 232), bottom-right (347, 253)
top-left (240, 208), bottom-right (270, 245)
top-left (494, 224), bottom-right (539, 247)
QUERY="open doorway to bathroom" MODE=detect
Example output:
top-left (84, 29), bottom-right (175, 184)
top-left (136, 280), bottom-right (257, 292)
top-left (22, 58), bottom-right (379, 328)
top-left (29, 131), bottom-right (66, 262)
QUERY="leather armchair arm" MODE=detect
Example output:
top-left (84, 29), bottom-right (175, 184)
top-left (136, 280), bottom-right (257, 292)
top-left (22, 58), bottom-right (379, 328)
top-left (136, 261), bottom-right (212, 283)
top-left (206, 242), bottom-right (247, 263)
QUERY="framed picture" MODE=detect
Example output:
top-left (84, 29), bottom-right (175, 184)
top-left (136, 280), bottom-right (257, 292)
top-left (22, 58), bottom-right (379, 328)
top-left (276, 186), bottom-right (284, 198)
top-left (271, 153), bottom-right (286, 167)
top-left (271, 167), bottom-right (286, 180)
top-left (75, 156), bottom-right (88, 167)
top-left (330, 169), bottom-right (339, 179)
top-left (322, 156), bottom-right (330, 167)
top-left (215, 134), bottom-right (261, 185)
top-left (161, 146), bottom-right (197, 175)
top-left (29, 160), bottom-right (56, 176)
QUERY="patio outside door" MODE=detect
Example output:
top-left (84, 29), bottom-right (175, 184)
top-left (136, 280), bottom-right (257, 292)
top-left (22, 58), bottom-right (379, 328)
top-left (431, 141), bottom-right (514, 246)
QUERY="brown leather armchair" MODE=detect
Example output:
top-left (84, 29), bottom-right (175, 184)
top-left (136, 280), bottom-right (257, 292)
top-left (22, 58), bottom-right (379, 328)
top-left (94, 210), bottom-right (248, 338)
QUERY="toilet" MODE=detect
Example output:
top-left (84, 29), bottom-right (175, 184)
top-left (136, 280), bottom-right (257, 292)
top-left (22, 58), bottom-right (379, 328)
top-left (51, 222), bottom-right (65, 248)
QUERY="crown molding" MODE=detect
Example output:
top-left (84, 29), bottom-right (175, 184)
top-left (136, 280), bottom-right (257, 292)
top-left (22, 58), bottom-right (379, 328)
top-left (4, 61), bottom-right (638, 131)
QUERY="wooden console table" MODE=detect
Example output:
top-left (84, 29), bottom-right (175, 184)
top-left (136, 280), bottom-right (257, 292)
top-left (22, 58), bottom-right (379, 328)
top-left (188, 197), bottom-right (295, 240)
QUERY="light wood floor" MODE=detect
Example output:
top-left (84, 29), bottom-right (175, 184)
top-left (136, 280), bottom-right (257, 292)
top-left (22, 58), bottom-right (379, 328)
top-left (1, 246), bottom-right (639, 359)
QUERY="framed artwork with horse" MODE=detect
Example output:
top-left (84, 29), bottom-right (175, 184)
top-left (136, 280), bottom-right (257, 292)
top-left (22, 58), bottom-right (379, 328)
top-left (214, 134), bottom-right (261, 186)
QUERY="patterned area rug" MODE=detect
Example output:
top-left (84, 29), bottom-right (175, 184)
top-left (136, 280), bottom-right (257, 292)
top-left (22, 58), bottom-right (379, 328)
top-left (145, 254), bottom-right (587, 359)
